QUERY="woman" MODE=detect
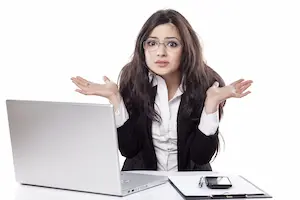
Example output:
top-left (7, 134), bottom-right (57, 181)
top-left (71, 9), bottom-right (252, 171)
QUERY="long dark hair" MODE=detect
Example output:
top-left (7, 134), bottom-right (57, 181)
top-left (118, 9), bottom-right (226, 155)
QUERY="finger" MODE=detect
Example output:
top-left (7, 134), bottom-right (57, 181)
top-left (76, 76), bottom-right (91, 86)
top-left (236, 80), bottom-right (252, 89)
top-left (71, 77), bottom-right (84, 85)
top-left (76, 76), bottom-right (89, 82)
top-left (235, 80), bottom-right (251, 91)
top-left (103, 76), bottom-right (110, 84)
top-left (236, 81), bottom-right (252, 93)
top-left (76, 89), bottom-right (89, 95)
top-left (240, 83), bottom-right (252, 92)
top-left (230, 78), bottom-right (244, 86)
top-left (212, 81), bottom-right (219, 88)
top-left (73, 78), bottom-right (87, 87)
top-left (239, 80), bottom-right (253, 87)
top-left (75, 89), bottom-right (94, 95)
top-left (72, 80), bottom-right (88, 89)
top-left (238, 91), bottom-right (251, 98)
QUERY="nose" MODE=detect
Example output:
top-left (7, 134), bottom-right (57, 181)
top-left (156, 43), bottom-right (167, 57)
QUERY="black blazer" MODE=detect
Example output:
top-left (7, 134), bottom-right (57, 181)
top-left (117, 86), bottom-right (219, 171)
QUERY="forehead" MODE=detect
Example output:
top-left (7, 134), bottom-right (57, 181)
top-left (149, 23), bottom-right (181, 40)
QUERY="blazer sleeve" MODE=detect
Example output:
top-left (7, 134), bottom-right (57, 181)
top-left (189, 126), bottom-right (219, 165)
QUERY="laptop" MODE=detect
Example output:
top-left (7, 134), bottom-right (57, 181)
top-left (6, 99), bottom-right (168, 196)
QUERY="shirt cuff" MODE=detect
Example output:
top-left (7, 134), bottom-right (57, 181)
top-left (198, 107), bottom-right (220, 136)
top-left (114, 97), bottom-right (129, 128)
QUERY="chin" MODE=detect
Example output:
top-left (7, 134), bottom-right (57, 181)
top-left (150, 67), bottom-right (174, 77)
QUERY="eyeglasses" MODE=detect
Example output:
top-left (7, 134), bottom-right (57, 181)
top-left (143, 38), bottom-right (182, 52)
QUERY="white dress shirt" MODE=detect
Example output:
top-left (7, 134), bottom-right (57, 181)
top-left (114, 75), bottom-right (219, 171)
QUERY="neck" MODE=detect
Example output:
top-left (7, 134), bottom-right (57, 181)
top-left (162, 71), bottom-right (181, 100)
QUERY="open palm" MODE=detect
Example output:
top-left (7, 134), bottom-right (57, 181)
top-left (206, 78), bottom-right (253, 103)
top-left (71, 76), bottom-right (119, 98)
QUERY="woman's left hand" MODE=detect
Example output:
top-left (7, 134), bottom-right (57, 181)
top-left (205, 78), bottom-right (253, 113)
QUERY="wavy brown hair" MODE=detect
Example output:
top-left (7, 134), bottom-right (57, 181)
top-left (118, 9), bottom-right (226, 156)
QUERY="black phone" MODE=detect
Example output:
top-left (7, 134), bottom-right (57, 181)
top-left (204, 176), bottom-right (232, 189)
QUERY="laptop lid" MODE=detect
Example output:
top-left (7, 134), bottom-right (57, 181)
top-left (6, 99), bottom-right (123, 195)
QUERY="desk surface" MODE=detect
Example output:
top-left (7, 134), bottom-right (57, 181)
top-left (1, 170), bottom-right (273, 200)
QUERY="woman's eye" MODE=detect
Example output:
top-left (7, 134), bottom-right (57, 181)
top-left (147, 40), bottom-right (157, 46)
top-left (168, 41), bottom-right (179, 47)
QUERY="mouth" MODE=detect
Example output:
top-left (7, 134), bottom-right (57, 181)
top-left (155, 61), bottom-right (169, 67)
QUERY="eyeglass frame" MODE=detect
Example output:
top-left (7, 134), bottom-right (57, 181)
top-left (142, 38), bottom-right (183, 52)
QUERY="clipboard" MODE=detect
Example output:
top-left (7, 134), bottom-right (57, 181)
top-left (168, 174), bottom-right (272, 199)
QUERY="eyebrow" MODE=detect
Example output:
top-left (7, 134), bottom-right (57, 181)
top-left (148, 36), bottom-right (180, 40)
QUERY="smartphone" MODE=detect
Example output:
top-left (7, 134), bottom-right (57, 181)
top-left (204, 176), bottom-right (232, 189)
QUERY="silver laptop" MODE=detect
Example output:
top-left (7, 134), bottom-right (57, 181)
top-left (6, 99), bottom-right (168, 196)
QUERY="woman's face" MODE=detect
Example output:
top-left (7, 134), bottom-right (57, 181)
top-left (144, 23), bottom-right (183, 79)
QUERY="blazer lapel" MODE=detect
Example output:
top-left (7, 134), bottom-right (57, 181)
top-left (177, 93), bottom-right (190, 170)
top-left (177, 92), bottom-right (202, 170)
top-left (142, 86), bottom-right (158, 169)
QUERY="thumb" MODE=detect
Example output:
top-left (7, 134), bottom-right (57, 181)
top-left (103, 76), bottom-right (110, 84)
top-left (212, 81), bottom-right (219, 88)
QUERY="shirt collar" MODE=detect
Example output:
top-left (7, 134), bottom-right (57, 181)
top-left (148, 72), bottom-right (184, 95)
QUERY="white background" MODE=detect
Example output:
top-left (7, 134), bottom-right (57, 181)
top-left (1, 0), bottom-right (299, 199)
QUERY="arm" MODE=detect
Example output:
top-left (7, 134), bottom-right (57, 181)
top-left (71, 75), bottom-right (144, 158)
top-left (110, 95), bottom-right (143, 158)
top-left (190, 63), bottom-right (252, 165)
top-left (190, 66), bottom-right (225, 165)
top-left (189, 107), bottom-right (220, 165)
top-left (189, 107), bottom-right (221, 165)
top-left (111, 94), bottom-right (129, 128)
top-left (190, 131), bottom-right (219, 165)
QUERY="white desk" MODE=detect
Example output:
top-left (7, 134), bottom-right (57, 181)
top-left (1, 171), bottom-right (273, 200)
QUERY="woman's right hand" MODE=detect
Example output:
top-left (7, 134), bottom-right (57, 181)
top-left (71, 76), bottom-right (119, 100)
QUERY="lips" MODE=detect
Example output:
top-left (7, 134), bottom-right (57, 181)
top-left (155, 60), bottom-right (169, 64)
top-left (155, 60), bottom-right (169, 67)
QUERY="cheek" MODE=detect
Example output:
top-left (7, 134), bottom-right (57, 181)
top-left (145, 51), bottom-right (154, 66)
top-left (170, 52), bottom-right (182, 67)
